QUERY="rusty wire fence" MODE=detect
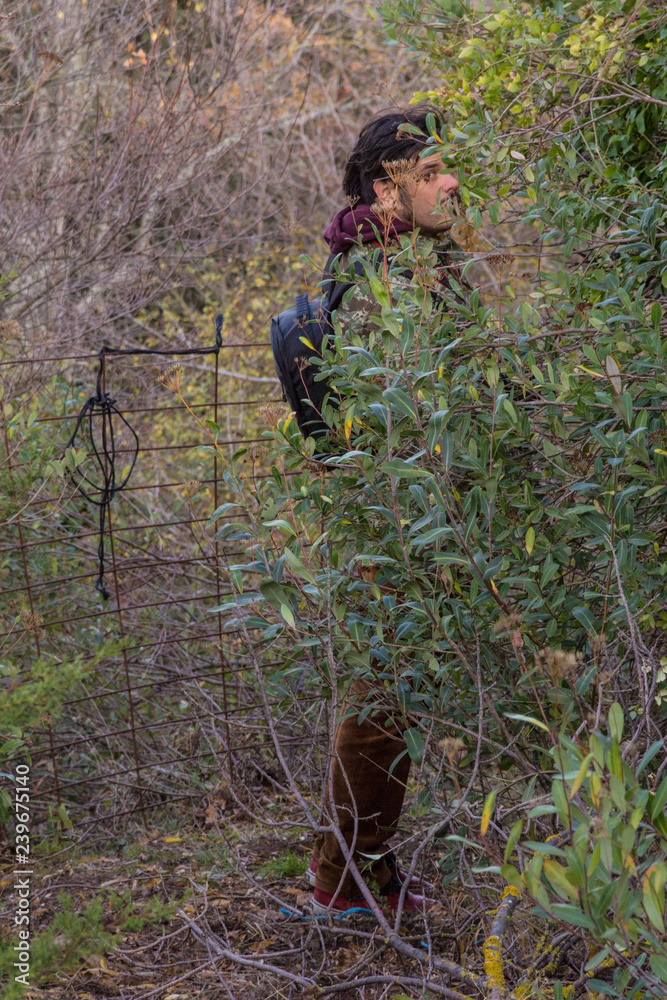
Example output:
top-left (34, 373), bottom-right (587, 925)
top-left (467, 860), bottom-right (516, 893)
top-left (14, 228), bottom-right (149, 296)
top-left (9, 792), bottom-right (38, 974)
top-left (1, 335), bottom-right (321, 840)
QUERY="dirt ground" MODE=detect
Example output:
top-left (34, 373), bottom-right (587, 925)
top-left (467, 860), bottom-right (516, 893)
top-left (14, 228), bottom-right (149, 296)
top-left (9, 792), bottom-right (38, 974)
top-left (0, 793), bottom-right (482, 1000)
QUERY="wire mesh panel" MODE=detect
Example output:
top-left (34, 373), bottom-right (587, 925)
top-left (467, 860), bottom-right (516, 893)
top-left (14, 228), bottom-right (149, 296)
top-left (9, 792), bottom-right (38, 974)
top-left (0, 338), bottom-right (306, 837)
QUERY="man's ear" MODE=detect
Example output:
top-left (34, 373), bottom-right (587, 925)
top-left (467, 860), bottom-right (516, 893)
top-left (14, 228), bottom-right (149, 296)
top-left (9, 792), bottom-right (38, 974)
top-left (372, 177), bottom-right (397, 208)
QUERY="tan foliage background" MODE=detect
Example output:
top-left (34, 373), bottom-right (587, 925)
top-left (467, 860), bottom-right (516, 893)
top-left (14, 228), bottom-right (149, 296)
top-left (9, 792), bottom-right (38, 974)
top-left (0, 0), bottom-right (419, 351)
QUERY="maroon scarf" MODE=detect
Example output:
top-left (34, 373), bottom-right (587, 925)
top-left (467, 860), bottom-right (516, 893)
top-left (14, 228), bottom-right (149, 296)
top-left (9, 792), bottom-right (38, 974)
top-left (323, 204), bottom-right (412, 254)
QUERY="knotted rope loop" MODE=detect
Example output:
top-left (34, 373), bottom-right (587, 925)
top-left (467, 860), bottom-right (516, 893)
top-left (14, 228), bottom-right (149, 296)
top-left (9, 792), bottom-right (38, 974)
top-left (64, 314), bottom-right (224, 599)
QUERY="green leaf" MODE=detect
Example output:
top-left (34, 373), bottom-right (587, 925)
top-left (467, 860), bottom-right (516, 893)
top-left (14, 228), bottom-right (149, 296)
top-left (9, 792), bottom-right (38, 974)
top-left (643, 867), bottom-right (666, 933)
top-left (283, 547), bottom-right (318, 585)
top-left (351, 554), bottom-right (396, 564)
top-left (650, 954), bottom-right (667, 984)
top-left (208, 502), bottom-right (244, 524)
top-left (504, 818), bottom-right (523, 863)
top-left (369, 276), bottom-right (390, 308)
top-left (412, 526), bottom-right (454, 548)
top-left (524, 841), bottom-right (566, 856)
top-left (585, 949), bottom-right (611, 973)
top-left (500, 863), bottom-right (523, 890)
top-left (431, 553), bottom-right (468, 566)
top-left (427, 408), bottom-right (451, 451)
top-left (259, 579), bottom-right (293, 615)
top-left (505, 713), bottom-right (550, 732)
top-left (544, 859), bottom-right (579, 902)
top-left (637, 740), bottom-right (665, 776)
top-left (404, 727), bottom-right (424, 764)
top-left (440, 431), bottom-right (453, 469)
top-left (528, 805), bottom-right (559, 818)
top-left (587, 980), bottom-right (621, 996)
top-left (381, 460), bottom-right (430, 479)
top-left (608, 702), bottom-right (624, 742)
top-left (551, 904), bottom-right (596, 930)
top-left (572, 606), bottom-right (595, 632)
top-left (382, 386), bottom-right (417, 420)
top-left (279, 603), bottom-right (295, 628)
top-left (649, 775), bottom-right (667, 821)
top-left (58, 802), bottom-right (73, 831)
top-left (264, 519), bottom-right (297, 537)
top-left (651, 301), bottom-right (662, 330)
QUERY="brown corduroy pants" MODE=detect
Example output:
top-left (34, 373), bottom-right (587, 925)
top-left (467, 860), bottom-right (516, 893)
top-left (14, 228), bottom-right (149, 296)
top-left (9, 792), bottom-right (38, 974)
top-left (312, 683), bottom-right (410, 897)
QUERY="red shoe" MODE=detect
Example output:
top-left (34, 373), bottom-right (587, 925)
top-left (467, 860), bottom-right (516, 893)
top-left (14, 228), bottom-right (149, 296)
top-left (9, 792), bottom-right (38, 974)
top-left (379, 874), bottom-right (436, 913)
top-left (311, 879), bottom-right (435, 918)
top-left (306, 851), bottom-right (430, 890)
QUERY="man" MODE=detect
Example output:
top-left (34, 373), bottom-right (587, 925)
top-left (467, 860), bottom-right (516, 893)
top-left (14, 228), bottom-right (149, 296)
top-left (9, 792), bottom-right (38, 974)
top-left (306, 106), bottom-right (462, 917)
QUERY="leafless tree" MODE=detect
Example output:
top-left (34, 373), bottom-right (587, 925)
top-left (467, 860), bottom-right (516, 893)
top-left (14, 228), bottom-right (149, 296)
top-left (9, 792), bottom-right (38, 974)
top-left (0, 0), bottom-right (417, 352)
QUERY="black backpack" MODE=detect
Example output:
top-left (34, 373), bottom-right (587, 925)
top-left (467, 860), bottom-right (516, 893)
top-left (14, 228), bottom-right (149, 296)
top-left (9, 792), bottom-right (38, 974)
top-left (271, 245), bottom-right (460, 440)
top-left (271, 254), bottom-right (353, 440)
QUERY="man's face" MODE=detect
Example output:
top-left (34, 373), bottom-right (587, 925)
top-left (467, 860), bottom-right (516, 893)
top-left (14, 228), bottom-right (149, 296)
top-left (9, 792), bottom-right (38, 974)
top-left (399, 153), bottom-right (461, 234)
top-left (374, 153), bottom-right (461, 236)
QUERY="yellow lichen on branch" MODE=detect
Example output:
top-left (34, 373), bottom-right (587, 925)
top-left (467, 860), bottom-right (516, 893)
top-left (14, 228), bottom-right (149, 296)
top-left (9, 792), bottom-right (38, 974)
top-left (483, 934), bottom-right (505, 998)
top-left (509, 986), bottom-right (532, 1000)
top-left (483, 884), bottom-right (524, 997)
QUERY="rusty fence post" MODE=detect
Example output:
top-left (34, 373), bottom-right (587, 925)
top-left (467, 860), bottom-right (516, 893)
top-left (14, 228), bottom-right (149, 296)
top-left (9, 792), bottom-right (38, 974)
top-left (213, 347), bottom-right (234, 782)
top-left (101, 348), bottom-right (147, 825)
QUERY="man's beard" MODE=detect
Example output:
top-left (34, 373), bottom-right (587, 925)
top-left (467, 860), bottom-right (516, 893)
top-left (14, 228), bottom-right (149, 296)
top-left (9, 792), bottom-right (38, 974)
top-left (398, 191), bottom-right (463, 239)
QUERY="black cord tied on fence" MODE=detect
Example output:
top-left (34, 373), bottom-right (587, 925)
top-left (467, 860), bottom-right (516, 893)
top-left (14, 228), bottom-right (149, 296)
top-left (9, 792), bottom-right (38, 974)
top-left (64, 314), bottom-right (224, 600)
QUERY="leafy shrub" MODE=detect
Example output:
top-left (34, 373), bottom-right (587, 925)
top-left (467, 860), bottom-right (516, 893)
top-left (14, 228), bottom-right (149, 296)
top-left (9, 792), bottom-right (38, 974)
top-left (205, 215), bottom-right (667, 991)
top-left (506, 706), bottom-right (667, 997)
top-left (201, 0), bottom-right (667, 988)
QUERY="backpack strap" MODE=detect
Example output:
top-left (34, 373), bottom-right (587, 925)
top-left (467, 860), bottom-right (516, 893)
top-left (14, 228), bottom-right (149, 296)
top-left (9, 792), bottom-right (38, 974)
top-left (322, 251), bottom-right (365, 315)
top-left (295, 292), bottom-right (311, 322)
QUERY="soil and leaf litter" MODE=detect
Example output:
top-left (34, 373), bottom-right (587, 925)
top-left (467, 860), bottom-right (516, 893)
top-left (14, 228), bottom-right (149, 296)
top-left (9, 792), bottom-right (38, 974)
top-left (0, 808), bottom-right (496, 999)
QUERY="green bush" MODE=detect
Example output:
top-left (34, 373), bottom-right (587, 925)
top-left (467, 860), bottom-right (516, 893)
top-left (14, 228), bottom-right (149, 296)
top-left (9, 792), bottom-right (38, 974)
top-left (207, 213), bottom-right (667, 990)
top-left (150, 0), bottom-right (667, 993)
top-left (507, 706), bottom-right (667, 997)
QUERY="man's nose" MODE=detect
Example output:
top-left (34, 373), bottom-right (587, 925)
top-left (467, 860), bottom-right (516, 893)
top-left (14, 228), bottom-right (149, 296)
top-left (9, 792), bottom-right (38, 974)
top-left (441, 173), bottom-right (459, 193)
